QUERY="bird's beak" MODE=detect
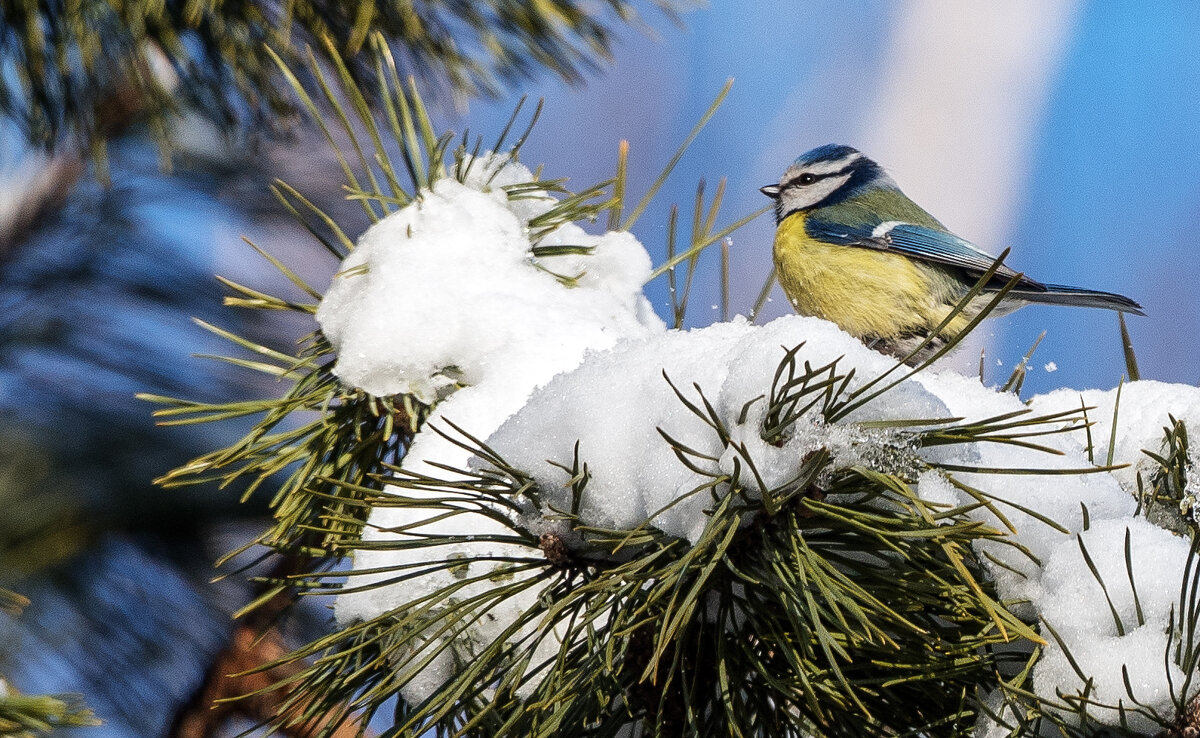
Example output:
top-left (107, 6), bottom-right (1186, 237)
top-left (759, 184), bottom-right (781, 199)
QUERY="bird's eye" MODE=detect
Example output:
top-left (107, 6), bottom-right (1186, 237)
top-left (798, 173), bottom-right (817, 185)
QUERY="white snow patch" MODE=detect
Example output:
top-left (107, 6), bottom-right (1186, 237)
top-left (485, 315), bottom-right (942, 544)
top-left (317, 175), bottom-right (660, 405)
top-left (1031, 381), bottom-right (1200, 494)
top-left (916, 469), bottom-right (963, 509)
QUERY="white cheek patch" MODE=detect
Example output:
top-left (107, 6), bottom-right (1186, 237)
top-left (782, 172), bottom-right (852, 212)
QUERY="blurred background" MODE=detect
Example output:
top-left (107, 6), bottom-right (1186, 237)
top-left (1, 1), bottom-right (1196, 735)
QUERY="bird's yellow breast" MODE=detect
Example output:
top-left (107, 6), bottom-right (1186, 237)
top-left (773, 213), bottom-right (955, 340)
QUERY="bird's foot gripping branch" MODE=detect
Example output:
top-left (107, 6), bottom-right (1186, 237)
top-left (147, 44), bottom-right (1200, 737)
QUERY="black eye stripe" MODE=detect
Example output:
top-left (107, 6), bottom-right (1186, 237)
top-left (783, 164), bottom-right (853, 189)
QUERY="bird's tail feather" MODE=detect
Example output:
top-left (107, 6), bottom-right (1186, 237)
top-left (1011, 283), bottom-right (1144, 316)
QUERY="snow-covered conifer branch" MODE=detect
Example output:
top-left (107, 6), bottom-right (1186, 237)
top-left (145, 30), bottom-right (1200, 738)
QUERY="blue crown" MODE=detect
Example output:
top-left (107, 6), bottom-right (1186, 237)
top-left (792, 144), bottom-right (862, 168)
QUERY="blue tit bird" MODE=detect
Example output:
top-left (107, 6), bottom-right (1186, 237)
top-left (760, 144), bottom-right (1143, 364)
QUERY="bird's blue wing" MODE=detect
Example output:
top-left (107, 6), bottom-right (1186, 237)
top-left (884, 223), bottom-right (1029, 283)
top-left (802, 218), bottom-right (876, 246)
top-left (806, 218), bottom-right (1038, 288)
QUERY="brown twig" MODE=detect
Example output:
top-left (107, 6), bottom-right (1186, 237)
top-left (168, 555), bottom-right (373, 738)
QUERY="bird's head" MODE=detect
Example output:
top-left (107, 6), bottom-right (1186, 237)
top-left (760, 144), bottom-right (892, 223)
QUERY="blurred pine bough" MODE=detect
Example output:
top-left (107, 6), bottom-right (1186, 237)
top-left (0, 0), bottom-right (681, 157)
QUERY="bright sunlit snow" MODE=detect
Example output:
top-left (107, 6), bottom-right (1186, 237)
top-left (316, 160), bottom-right (660, 405)
top-left (1032, 380), bottom-right (1200, 495)
top-left (486, 315), bottom-right (948, 544)
top-left (322, 159), bottom-right (1200, 728)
